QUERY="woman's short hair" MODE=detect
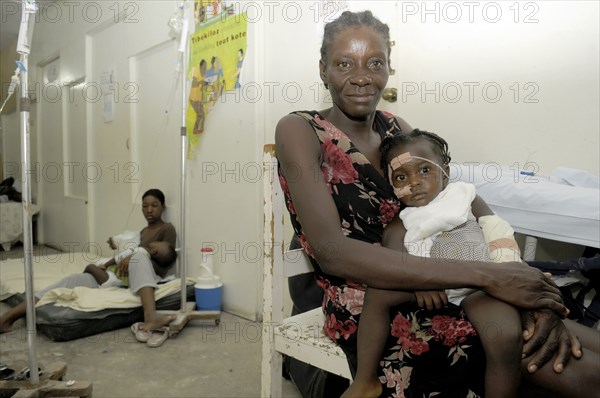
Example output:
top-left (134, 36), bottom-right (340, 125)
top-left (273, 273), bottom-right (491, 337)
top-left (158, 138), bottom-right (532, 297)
top-left (142, 189), bottom-right (166, 205)
top-left (320, 10), bottom-right (391, 63)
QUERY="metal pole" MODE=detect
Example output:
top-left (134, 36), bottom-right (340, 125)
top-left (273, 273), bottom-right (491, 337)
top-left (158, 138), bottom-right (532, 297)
top-left (19, 52), bottom-right (38, 385)
top-left (17, 0), bottom-right (39, 385)
top-left (179, 1), bottom-right (190, 309)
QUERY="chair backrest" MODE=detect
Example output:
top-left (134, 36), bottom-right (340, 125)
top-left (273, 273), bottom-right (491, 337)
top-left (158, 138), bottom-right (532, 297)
top-left (262, 143), bottom-right (313, 317)
top-left (261, 144), bottom-right (315, 393)
top-left (261, 144), bottom-right (352, 397)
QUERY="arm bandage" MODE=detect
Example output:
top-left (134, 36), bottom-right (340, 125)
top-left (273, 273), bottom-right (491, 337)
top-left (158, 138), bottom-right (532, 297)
top-left (478, 214), bottom-right (522, 263)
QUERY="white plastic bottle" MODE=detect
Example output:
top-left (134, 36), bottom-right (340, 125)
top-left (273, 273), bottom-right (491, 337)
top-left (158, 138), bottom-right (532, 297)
top-left (200, 247), bottom-right (215, 276)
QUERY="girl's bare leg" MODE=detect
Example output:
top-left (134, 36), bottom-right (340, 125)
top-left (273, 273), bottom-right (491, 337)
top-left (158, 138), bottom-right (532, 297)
top-left (0, 301), bottom-right (32, 333)
top-left (520, 319), bottom-right (600, 397)
top-left (565, 319), bottom-right (600, 354)
top-left (462, 291), bottom-right (522, 398)
top-left (342, 289), bottom-right (416, 398)
top-left (83, 264), bottom-right (109, 285)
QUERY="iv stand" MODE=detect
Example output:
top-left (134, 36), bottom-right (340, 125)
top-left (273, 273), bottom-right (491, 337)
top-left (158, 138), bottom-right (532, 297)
top-left (161, 1), bottom-right (221, 334)
top-left (0, 2), bottom-right (92, 395)
top-left (16, 0), bottom-right (39, 385)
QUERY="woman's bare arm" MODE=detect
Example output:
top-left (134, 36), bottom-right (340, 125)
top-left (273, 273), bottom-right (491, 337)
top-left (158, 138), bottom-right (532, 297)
top-left (275, 114), bottom-right (566, 315)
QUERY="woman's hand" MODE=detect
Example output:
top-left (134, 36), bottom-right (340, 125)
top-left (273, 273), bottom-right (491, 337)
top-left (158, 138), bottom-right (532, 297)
top-left (482, 263), bottom-right (569, 317)
top-left (521, 309), bottom-right (582, 374)
top-left (115, 256), bottom-right (131, 278)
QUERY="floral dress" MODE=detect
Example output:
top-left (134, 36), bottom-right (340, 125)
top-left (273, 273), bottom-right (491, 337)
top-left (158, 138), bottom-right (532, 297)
top-left (278, 111), bottom-right (485, 398)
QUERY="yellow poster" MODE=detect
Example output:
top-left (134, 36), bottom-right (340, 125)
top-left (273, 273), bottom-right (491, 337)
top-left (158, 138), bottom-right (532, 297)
top-left (187, 3), bottom-right (247, 157)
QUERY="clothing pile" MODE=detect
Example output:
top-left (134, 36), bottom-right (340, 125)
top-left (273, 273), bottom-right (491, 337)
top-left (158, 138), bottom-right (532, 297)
top-left (0, 177), bottom-right (22, 202)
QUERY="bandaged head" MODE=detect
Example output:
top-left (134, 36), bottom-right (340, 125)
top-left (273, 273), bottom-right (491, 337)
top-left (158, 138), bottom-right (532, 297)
top-left (388, 151), bottom-right (449, 198)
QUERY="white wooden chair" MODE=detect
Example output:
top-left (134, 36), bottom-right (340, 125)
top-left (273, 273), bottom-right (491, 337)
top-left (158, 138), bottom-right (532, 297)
top-left (261, 144), bottom-right (352, 397)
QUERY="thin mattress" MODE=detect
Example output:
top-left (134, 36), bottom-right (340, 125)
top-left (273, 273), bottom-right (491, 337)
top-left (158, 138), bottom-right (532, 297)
top-left (451, 164), bottom-right (600, 248)
top-left (1, 252), bottom-right (194, 341)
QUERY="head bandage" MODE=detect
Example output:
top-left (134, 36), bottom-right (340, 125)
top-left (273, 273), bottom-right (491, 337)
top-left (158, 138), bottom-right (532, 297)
top-left (387, 152), bottom-right (449, 198)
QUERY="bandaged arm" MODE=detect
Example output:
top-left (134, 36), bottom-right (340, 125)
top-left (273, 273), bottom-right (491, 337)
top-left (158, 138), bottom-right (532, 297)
top-left (478, 214), bottom-right (523, 263)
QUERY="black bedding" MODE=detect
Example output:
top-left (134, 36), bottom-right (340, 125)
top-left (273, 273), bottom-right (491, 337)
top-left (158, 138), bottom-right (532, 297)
top-left (5, 285), bottom-right (195, 342)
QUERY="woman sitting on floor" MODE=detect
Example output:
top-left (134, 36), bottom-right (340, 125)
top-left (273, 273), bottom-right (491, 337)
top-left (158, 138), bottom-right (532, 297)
top-left (0, 189), bottom-right (177, 347)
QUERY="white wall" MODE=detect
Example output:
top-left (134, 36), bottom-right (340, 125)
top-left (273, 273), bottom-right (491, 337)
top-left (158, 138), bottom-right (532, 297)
top-left (1, 1), bottom-right (598, 320)
top-left (387, 1), bottom-right (599, 176)
top-left (264, 0), bottom-right (599, 176)
top-left (0, 0), bottom-right (264, 320)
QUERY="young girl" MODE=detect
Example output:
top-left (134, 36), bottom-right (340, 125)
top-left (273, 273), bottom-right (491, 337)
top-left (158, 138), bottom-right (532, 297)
top-left (343, 129), bottom-right (524, 398)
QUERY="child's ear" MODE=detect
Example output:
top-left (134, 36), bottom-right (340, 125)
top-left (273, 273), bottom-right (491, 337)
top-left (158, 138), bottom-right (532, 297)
top-left (442, 165), bottom-right (450, 186)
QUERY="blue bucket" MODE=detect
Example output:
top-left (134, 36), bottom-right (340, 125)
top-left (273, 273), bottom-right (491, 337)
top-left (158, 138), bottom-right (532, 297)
top-left (195, 282), bottom-right (223, 311)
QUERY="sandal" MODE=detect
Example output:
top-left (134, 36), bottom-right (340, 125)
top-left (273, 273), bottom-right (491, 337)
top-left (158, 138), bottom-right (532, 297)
top-left (130, 322), bottom-right (151, 343)
top-left (15, 366), bottom-right (42, 381)
top-left (146, 327), bottom-right (169, 348)
top-left (0, 364), bottom-right (15, 380)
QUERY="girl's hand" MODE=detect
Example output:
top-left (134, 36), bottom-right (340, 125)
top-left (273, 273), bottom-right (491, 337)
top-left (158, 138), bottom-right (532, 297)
top-left (414, 290), bottom-right (448, 311)
top-left (107, 237), bottom-right (117, 250)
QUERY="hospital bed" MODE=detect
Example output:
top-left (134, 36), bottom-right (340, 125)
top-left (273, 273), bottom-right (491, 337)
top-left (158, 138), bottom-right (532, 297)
top-left (0, 202), bottom-right (40, 251)
top-left (451, 164), bottom-right (600, 260)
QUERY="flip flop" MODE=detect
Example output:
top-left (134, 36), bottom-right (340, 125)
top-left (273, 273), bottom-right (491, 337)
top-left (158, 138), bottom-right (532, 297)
top-left (130, 322), bottom-right (151, 343)
top-left (14, 366), bottom-right (42, 381)
top-left (0, 364), bottom-right (15, 380)
top-left (146, 326), bottom-right (169, 348)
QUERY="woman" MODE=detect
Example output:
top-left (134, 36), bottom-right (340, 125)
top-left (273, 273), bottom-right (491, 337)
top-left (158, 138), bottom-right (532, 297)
top-left (0, 189), bottom-right (177, 340)
top-left (276, 10), bottom-right (599, 397)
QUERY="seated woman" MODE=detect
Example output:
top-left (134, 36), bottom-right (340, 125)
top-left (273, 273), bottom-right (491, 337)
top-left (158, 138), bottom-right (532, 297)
top-left (276, 10), bottom-right (599, 396)
top-left (0, 189), bottom-right (177, 347)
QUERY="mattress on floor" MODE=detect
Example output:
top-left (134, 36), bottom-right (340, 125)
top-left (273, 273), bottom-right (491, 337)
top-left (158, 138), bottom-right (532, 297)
top-left (451, 164), bottom-right (600, 248)
top-left (6, 286), bottom-right (195, 342)
top-left (1, 253), bottom-right (195, 341)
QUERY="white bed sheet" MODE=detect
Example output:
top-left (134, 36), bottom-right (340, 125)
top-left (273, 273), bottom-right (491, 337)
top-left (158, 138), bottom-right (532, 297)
top-left (451, 164), bottom-right (600, 248)
top-left (0, 253), bottom-right (185, 311)
top-left (0, 202), bottom-right (40, 251)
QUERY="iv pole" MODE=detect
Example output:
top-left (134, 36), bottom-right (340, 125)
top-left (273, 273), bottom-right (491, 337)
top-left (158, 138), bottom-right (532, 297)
top-left (164, 1), bottom-right (221, 333)
top-left (16, 0), bottom-right (40, 385)
top-left (178, 0), bottom-right (190, 318)
top-left (0, 3), bottom-right (92, 395)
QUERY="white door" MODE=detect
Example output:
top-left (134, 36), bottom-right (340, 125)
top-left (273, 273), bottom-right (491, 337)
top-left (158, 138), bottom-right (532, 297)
top-left (38, 58), bottom-right (89, 250)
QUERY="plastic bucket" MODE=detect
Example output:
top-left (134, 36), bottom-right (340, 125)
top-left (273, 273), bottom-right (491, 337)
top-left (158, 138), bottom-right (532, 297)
top-left (195, 279), bottom-right (223, 311)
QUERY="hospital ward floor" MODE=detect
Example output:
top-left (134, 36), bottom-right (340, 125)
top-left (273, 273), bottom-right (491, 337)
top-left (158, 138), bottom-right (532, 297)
top-left (0, 246), bottom-right (302, 398)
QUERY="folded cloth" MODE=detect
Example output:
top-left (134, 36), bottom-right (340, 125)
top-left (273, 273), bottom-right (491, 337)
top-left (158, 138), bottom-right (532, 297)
top-left (36, 278), bottom-right (196, 311)
top-left (551, 167), bottom-right (600, 189)
top-left (400, 181), bottom-right (476, 257)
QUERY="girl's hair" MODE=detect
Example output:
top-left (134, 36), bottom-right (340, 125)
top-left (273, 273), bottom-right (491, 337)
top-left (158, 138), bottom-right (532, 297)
top-left (380, 129), bottom-right (452, 177)
top-left (151, 243), bottom-right (178, 268)
top-left (320, 10), bottom-right (391, 63)
top-left (142, 189), bottom-right (166, 205)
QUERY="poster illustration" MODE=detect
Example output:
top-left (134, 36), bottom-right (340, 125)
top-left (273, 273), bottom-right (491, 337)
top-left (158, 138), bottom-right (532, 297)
top-left (187, 1), bottom-right (247, 156)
